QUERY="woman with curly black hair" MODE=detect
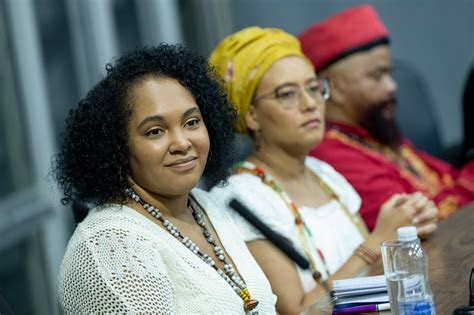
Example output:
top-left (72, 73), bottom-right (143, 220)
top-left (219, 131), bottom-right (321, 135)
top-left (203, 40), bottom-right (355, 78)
top-left (54, 44), bottom-right (276, 314)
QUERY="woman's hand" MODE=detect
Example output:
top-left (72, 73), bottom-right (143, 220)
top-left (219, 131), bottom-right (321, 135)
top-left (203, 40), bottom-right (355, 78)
top-left (407, 192), bottom-right (438, 239)
top-left (368, 193), bottom-right (413, 247)
top-left (369, 192), bottom-right (438, 249)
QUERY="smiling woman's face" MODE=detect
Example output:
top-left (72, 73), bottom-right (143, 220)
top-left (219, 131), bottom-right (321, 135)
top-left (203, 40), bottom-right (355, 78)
top-left (127, 76), bottom-right (210, 198)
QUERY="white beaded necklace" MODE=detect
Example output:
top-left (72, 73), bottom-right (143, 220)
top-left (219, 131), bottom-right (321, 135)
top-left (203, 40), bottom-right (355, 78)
top-left (125, 188), bottom-right (259, 314)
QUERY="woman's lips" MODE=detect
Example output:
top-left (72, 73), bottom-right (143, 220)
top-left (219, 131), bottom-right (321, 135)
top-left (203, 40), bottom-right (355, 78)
top-left (166, 157), bottom-right (198, 171)
top-left (301, 118), bottom-right (321, 129)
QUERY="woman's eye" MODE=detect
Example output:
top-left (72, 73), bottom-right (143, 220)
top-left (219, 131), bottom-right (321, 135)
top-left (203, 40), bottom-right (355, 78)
top-left (185, 118), bottom-right (200, 128)
top-left (146, 128), bottom-right (163, 136)
top-left (308, 85), bottom-right (320, 94)
top-left (278, 90), bottom-right (298, 100)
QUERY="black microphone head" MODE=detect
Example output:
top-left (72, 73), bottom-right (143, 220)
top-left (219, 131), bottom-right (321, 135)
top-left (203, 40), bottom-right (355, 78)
top-left (470, 268), bottom-right (474, 306)
top-left (452, 268), bottom-right (474, 315)
top-left (453, 306), bottom-right (474, 315)
top-left (229, 199), bottom-right (244, 212)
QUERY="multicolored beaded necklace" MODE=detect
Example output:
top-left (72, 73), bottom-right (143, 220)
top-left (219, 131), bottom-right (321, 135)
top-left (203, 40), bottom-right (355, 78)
top-left (125, 188), bottom-right (259, 314)
top-left (233, 161), bottom-right (368, 283)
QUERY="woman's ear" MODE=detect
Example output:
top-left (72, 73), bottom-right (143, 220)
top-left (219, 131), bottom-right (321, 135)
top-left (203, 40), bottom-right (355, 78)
top-left (245, 104), bottom-right (260, 132)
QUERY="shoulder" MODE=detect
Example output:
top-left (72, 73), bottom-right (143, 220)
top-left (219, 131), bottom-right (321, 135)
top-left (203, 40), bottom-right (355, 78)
top-left (58, 204), bottom-right (177, 313)
top-left (305, 157), bottom-right (361, 214)
top-left (311, 135), bottom-right (401, 181)
top-left (192, 187), bottom-right (234, 224)
top-left (207, 172), bottom-right (272, 209)
top-left (312, 133), bottom-right (373, 162)
top-left (305, 156), bottom-right (353, 189)
top-left (192, 187), bottom-right (254, 240)
top-left (62, 204), bottom-right (171, 273)
top-left (208, 172), bottom-right (287, 213)
top-left (208, 172), bottom-right (296, 241)
top-left (217, 172), bottom-right (267, 191)
top-left (78, 204), bottom-right (159, 241)
top-left (59, 204), bottom-right (174, 285)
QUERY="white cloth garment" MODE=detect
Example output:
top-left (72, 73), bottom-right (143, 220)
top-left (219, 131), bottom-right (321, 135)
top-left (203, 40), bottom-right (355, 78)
top-left (209, 157), bottom-right (366, 293)
top-left (58, 188), bottom-right (276, 314)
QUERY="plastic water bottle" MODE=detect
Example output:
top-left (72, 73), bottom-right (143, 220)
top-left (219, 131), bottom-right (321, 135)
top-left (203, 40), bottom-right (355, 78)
top-left (395, 226), bottom-right (435, 315)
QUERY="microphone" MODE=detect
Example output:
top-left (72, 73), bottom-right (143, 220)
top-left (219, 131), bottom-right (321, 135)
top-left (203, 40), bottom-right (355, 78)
top-left (470, 267), bottom-right (474, 306)
top-left (228, 198), bottom-right (310, 270)
top-left (453, 268), bottom-right (474, 315)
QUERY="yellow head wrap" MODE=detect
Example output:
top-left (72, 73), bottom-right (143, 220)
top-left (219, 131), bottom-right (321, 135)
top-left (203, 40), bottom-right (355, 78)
top-left (210, 26), bottom-right (306, 133)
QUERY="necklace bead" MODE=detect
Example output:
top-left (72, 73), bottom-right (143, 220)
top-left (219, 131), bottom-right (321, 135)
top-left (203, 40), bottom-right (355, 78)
top-left (126, 188), bottom-right (259, 313)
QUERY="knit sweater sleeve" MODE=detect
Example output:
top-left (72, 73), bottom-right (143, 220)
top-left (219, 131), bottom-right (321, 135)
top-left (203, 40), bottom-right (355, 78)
top-left (58, 222), bottom-right (177, 314)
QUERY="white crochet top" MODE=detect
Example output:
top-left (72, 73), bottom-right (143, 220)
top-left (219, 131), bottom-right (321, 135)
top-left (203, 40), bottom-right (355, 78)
top-left (209, 157), bottom-right (366, 293)
top-left (58, 189), bottom-right (276, 314)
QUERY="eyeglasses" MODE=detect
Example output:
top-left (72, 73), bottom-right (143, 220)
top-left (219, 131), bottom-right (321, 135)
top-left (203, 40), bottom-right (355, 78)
top-left (253, 78), bottom-right (330, 109)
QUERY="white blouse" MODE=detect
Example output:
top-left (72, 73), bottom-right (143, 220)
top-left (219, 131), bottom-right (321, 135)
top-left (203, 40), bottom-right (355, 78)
top-left (209, 157), bottom-right (366, 292)
top-left (58, 188), bottom-right (276, 314)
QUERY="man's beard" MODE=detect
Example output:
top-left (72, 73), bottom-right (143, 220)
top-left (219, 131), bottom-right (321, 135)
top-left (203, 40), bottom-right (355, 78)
top-left (359, 98), bottom-right (403, 150)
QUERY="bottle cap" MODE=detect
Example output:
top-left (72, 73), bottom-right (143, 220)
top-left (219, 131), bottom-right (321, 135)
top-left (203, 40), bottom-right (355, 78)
top-left (397, 226), bottom-right (418, 242)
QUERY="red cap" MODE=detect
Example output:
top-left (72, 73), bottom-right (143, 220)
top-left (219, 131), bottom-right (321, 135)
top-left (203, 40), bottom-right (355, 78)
top-left (298, 4), bottom-right (389, 71)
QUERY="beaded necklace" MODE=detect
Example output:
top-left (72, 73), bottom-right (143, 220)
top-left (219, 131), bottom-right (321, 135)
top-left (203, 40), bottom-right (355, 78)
top-left (233, 161), bottom-right (368, 283)
top-left (125, 188), bottom-right (259, 314)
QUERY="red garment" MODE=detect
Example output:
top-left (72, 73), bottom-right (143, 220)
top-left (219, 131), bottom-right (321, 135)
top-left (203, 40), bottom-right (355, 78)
top-left (310, 121), bottom-right (474, 230)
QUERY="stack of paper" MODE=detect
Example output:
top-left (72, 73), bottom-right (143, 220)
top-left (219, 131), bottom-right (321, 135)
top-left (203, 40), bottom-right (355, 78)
top-left (331, 275), bottom-right (390, 312)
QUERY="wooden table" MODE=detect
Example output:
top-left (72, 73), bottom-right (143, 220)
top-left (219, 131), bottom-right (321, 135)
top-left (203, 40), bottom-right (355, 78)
top-left (312, 203), bottom-right (474, 314)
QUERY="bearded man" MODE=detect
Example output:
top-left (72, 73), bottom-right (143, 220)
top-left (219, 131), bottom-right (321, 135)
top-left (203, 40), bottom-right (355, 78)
top-left (298, 4), bottom-right (474, 230)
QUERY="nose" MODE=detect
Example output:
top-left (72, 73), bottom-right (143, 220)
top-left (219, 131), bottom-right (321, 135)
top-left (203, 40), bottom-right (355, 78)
top-left (299, 89), bottom-right (318, 112)
top-left (385, 74), bottom-right (398, 94)
top-left (169, 129), bottom-right (192, 154)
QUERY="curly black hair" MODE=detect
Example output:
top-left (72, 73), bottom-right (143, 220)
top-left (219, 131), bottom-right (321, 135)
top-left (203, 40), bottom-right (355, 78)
top-left (53, 44), bottom-right (237, 207)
